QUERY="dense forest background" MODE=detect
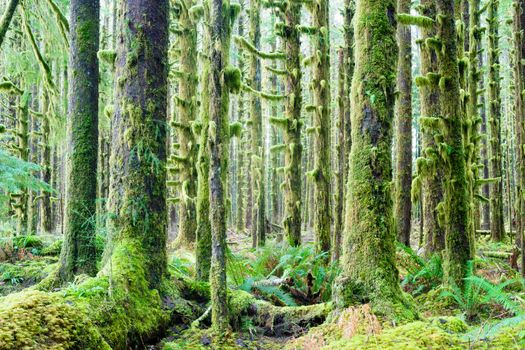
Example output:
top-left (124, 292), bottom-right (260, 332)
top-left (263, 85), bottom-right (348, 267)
top-left (1, 0), bottom-right (525, 349)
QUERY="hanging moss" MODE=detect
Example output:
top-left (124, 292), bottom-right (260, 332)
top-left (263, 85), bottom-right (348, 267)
top-left (397, 13), bottom-right (435, 28)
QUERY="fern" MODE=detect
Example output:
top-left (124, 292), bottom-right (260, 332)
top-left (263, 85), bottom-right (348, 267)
top-left (440, 260), bottom-right (523, 320)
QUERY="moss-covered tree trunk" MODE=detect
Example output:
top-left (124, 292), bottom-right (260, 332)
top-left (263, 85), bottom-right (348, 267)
top-left (488, 0), bottom-right (504, 241)
top-left (436, 0), bottom-right (473, 287)
top-left (14, 91), bottom-right (30, 236)
top-left (280, 0), bottom-right (302, 246)
top-left (196, 1), bottom-right (213, 281)
top-left (333, 48), bottom-right (345, 262)
top-left (342, 0), bottom-right (354, 194)
top-left (249, 0), bottom-right (266, 248)
top-left (513, 0), bottom-right (525, 276)
top-left (235, 1), bottom-right (246, 234)
top-left (419, 0), bottom-right (445, 255)
top-left (466, 0), bottom-right (481, 244)
top-left (208, 0), bottom-right (236, 330)
top-left (171, 0), bottom-right (199, 249)
top-left (40, 90), bottom-right (52, 234)
top-left (106, 0), bottom-right (169, 288)
top-left (394, 0), bottom-right (413, 247)
top-left (59, 0), bottom-right (99, 282)
top-left (0, 0), bottom-right (18, 49)
top-left (334, 0), bottom-right (415, 319)
top-left (310, 0), bottom-right (331, 253)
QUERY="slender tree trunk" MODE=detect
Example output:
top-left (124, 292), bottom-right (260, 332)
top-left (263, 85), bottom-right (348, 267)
top-left (333, 48), bottom-right (344, 262)
top-left (208, 0), bottom-right (235, 331)
top-left (249, 0), bottom-right (266, 248)
top-left (59, 0), bottom-right (99, 282)
top-left (171, 0), bottom-right (199, 248)
top-left (419, 0), bottom-right (445, 255)
top-left (280, 3), bottom-right (302, 246)
top-left (488, 0), bottom-right (504, 241)
top-left (0, 0), bottom-right (19, 49)
top-left (394, 0), bottom-right (413, 247)
top-left (513, 0), bottom-right (525, 276)
top-left (40, 90), bottom-right (52, 233)
top-left (335, 0), bottom-right (415, 319)
top-left (436, 0), bottom-right (473, 288)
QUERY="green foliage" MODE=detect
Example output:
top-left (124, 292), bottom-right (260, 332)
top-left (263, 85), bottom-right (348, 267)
top-left (231, 242), bottom-right (340, 305)
top-left (399, 244), bottom-right (443, 296)
top-left (440, 261), bottom-right (523, 321)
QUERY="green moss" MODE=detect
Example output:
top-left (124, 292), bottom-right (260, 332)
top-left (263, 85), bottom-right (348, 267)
top-left (0, 258), bottom-right (57, 295)
top-left (0, 290), bottom-right (110, 349)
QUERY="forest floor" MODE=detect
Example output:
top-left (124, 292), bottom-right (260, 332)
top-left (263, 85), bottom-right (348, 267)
top-left (1, 230), bottom-right (525, 349)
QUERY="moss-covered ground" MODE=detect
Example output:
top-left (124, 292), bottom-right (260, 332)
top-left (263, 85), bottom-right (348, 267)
top-left (1, 233), bottom-right (524, 349)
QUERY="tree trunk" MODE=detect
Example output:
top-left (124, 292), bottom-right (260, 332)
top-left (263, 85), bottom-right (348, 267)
top-left (419, 0), bottom-right (445, 255)
top-left (394, 0), bottom-right (413, 247)
top-left (281, 3), bottom-right (302, 246)
top-left (436, 0), bottom-right (473, 288)
top-left (59, 0), bottom-right (99, 282)
top-left (249, 0), bottom-right (266, 248)
top-left (333, 48), bottom-right (344, 262)
top-left (488, 0), bottom-right (504, 241)
top-left (0, 0), bottom-right (19, 49)
top-left (335, 0), bottom-right (415, 319)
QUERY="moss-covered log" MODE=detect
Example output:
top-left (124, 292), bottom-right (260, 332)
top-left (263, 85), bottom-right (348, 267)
top-left (334, 0), bottom-right (416, 320)
top-left (394, 0), bottom-right (413, 247)
top-left (59, 0), bottom-right (99, 282)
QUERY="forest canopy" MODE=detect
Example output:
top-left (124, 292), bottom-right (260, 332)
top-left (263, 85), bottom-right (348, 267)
top-left (1, 0), bottom-right (525, 349)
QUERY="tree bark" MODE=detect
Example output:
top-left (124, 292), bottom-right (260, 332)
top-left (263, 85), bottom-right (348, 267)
top-left (0, 0), bottom-right (19, 49)
top-left (59, 0), bottom-right (99, 282)
top-left (394, 0), bottom-right (413, 247)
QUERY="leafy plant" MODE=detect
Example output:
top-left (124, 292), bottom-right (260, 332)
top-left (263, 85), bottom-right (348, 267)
top-left (398, 243), bottom-right (443, 295)
top-left (440, 260), bottom-right (523, 321)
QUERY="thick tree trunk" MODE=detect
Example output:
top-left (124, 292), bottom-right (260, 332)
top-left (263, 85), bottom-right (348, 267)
top-left (436, 0), bottom-right (473, 288)
top-left (59, 0), bottom-right (99, 282)
top-left (335, 0), bottom-right (415, 319)
top-left (394, 0), bottom-right (413, 247)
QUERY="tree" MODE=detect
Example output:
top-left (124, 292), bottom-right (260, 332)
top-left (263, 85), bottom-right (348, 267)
top-left (488, 0), bottom-right (504, 241)
top-left (59, 0), bottom-right (99, 281)
top-left (394, 0), bottom-right (413, 247)
top-left (170, 0), bottom-right (200, 248)
top-left (436, 0), bottom-right (473, 287)
top-left (513, 0), bottom-right (525, 276)
top-left (208, 0), bottom-right (240, 331)
top-left (0, 0), bottom-right (19, 49)
top-left (249, 0), bottom-right (266, 248)
top-left (335, 0), bottom-right (415, 319)
top-left (309, 0), bottom-right (332, 253)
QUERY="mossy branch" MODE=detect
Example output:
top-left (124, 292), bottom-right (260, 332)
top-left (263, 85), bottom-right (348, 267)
top-left (242, 84), bottom-right (286, 101)
top-left (234, 36), bottom-right (286, 60)
top-left (397, 13), bottom-right (435, 28)
top-left (0, 79), bottom-right (23, 95)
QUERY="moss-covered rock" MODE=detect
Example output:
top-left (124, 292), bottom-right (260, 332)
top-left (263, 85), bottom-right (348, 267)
top-left (0, 290), bottom-right (109, 350)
